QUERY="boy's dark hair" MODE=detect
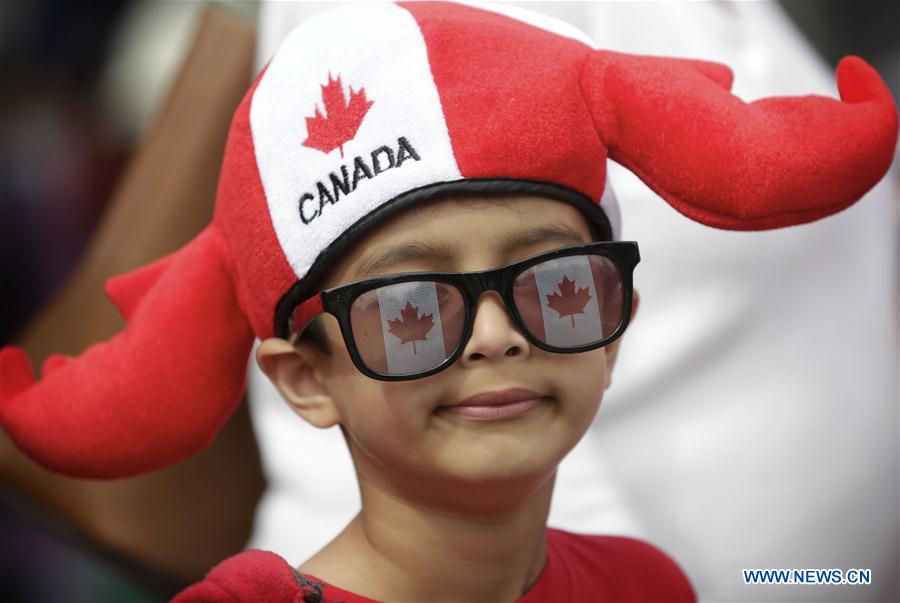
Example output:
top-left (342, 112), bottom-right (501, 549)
top-left (298, 316), bottom-right (331, 355)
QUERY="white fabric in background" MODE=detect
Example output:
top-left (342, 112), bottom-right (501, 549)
top-left (248, 3), bottom-right (899, 602)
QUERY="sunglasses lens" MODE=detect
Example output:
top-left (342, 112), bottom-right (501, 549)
top-left (349, 280), bottom-right (465, 377)
top-left (512, 253), bottom-right (624, 349)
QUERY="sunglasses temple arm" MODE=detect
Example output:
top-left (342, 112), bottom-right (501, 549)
top-left (289, 294), bottom-right (325, 338)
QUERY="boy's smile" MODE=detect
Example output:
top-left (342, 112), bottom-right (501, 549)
top-left (436, 387), bottom-right (551, 421)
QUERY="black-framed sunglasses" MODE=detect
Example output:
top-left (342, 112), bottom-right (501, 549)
top-left (289, 241), bottom-right (640, 381)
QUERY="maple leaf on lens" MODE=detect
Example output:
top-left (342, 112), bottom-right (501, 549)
top-left (302, 73), bottom-right (374, 158)
top-left (545, 275), bottom-right (592, 328)
top-left (387, 301), bottom-right (434, 355)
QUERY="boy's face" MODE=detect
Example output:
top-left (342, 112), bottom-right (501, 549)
top-left (258, 194), bottom-right (636, 505)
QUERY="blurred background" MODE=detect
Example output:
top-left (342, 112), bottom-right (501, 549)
top-left (0, 1), bottom-right (897, 601)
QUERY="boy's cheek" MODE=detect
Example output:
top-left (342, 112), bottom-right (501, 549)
top-left (553, 350), bottom-right (609, 421)
top-left (329, 378), bottom-right (429, 446)
top-left (546, 347), bottom-right (609, 395)
top-left (339, 399), bottom-right (442, 481)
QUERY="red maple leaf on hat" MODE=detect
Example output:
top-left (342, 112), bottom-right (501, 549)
top-left (387, 301), bottom-right (434, 355)
top-left (302, 73), bottom-right (373, 158)
top-left (546, 275), bottom-right (592, 328)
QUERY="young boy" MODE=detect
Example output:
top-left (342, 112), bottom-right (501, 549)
top-left (0, 2), bottom-right (895, 601)
top-left (174, 189), bottom-right (682, 603)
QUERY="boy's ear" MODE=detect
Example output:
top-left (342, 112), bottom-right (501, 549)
top-left (256, 338), bottom-right (341, 429)
top-left (604, 290), bottom-right (640, 390)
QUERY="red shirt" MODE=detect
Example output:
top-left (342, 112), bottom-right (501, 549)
top-left (174, 527), bottom-right (696, 602)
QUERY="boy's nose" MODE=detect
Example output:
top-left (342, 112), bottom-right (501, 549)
top-left (459, 291), bottom-right (531, 364)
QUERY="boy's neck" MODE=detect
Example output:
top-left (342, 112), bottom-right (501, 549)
top-left (300, 470), bottom-right (556, 602)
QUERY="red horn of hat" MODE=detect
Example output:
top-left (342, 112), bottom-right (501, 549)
top-left (583, 52), bottom-right (897, 230)
top-left (0, 63), bottom-right (281, 479)
top-left (0, 225), bottom-right (254, 478)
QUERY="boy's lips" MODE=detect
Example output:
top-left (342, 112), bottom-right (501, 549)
top-left (438, 387), bottom-right (549, 421)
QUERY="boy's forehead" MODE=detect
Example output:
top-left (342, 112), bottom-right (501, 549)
top-left (326, 193), bottom-right (594, 286)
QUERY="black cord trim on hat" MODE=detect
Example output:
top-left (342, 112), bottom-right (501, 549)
top-left (290, 568), bottom-right (325, 603)
top-left (273, 178), bottom-right (613, 339)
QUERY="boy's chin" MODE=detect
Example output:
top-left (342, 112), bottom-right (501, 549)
top-left (417, 455), bottom-right (560, 514)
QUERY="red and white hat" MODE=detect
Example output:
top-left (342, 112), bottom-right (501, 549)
top-left (1, 1), bottom-right (896, 478)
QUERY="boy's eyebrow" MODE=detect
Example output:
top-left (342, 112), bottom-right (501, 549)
top-left (353, 224), bottom-right (589, 278)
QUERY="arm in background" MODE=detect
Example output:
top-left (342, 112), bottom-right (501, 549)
top-left (0, 6), bottom-right (266, 586)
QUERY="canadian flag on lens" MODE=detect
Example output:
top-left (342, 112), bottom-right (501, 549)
top-left (521, 255), bottom-right (605, 348)
top-left (377, 282), bottom-right (450, 376)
